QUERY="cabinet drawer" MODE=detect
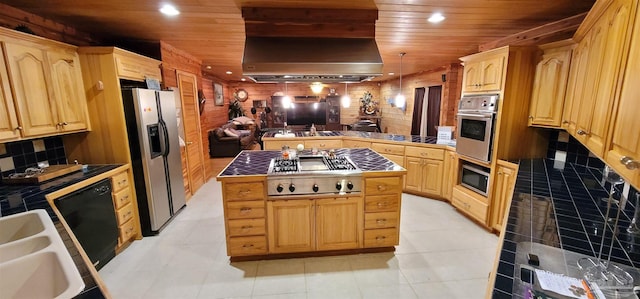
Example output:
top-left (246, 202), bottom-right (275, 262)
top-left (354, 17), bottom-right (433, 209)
top-left (111, 172), bottom-right (129, 192)
top-left (365, 177), bottom-right (402, 194)
top-left (304, 139), bottom-right (342, 149)
top-left (228, 236), bottom-right (268, 256)
top-left (452, 187), bottom-right (488, 222)
top-left (116, 202), bottom-right (135, 225)
top-left (112, 187), bottom-right (132, 210)
top-left (118, 219), bottom-right (136, 244)
top-left (226, 200), bottom-right (265, 219)
top-left (228, 218), bottom-right (266, 237)
top-left (343, 140), bottom-right (371, 149)
top-left (405, 146), bottom-right (444, 160)
top-left (224, 182), bottom-right (265, 201)
top-left (364, 228), bottom-right (399, 248)
top-left (371, 143), bottom-right (405, 156)
top-left (364, 212), bottom-right (398, 229)
top-left (364, 194), bottom-right (399, 212)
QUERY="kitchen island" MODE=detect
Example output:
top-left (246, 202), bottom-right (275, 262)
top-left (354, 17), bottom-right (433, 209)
top-left (216, 148), bottom-right (406, 260)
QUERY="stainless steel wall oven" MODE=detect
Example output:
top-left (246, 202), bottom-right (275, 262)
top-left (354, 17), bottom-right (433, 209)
top-left (456, 94), bottom-right (499, 162)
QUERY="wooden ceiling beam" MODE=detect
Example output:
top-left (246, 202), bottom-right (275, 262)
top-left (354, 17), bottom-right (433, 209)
top-left (478, 12), bottom-right (586, 51)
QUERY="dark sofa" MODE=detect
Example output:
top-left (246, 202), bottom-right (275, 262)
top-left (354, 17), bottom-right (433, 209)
top-left (209, 128), bottom-right (242, 158)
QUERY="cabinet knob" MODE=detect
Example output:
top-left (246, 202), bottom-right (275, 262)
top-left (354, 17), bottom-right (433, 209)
top-left (186, 141), bottom-right (193, 145)
top-left (528, 116), bottom-right (534, 120)
top-left (620, 156), bottom-right (639, 170)
top-left (562, 120), bottom-right (569, 124)
top-left (14, 126), bottom-right (22, 131)
top-left (576, 129), bottom-right (589, 136)
top-left (62, 122), bottom-right (68, 126)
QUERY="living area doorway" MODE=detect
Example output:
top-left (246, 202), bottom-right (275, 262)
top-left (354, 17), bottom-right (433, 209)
top-left (410, 86), bottom-right (442, 136)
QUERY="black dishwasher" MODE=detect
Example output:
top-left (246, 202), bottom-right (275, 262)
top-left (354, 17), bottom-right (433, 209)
top-left (55, 178), bottom-right (119, 270)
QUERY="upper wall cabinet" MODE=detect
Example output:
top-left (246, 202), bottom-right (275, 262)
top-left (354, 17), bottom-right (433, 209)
top-left (563, 0), bottom-right (637, 158)
top-left (605, 0), bottom-right (640, 190)
top-left (461, 52), bottom-right (506, 93)
top-left (0, 27), bottom-right (89, 141)
top-left (528, 41), bottom-right (574, 128)
top-left (0, 50), bottom-right (20, 141)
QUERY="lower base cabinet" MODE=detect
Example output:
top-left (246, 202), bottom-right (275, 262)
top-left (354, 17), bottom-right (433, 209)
top-left (489, 161), bottom-right (519, 232)
top-left (451, 186), bottom-right (489, 224)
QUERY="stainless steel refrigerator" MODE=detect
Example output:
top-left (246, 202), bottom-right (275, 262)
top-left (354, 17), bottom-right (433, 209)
top-left (122, 88), bottom-right (186, 236)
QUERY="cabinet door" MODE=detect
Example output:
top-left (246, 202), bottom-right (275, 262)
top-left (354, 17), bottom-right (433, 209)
top-left (584, 0), bottom-right (635, 156)
top-left (267, 199), bottom-right (315, 253)
top-left (606, 4), bottom-right (640, 189)
top-left (490, 163), bottom-right (517, 232)
top-left (4, 42), bottom-right (59, 136)
top-left (563, 38), bottom-right (591, 133)
top-left (325, 96), bottom-right (341, 130)
top-left (421, 159), bottom-right (444, 197)
top-left (480, 55), bottom-right (506, 91)
top-left (442, 151), bottom-right (457, 201)
top-left (529, 47), bottom-right (572, 127)
top-left (462, 61), bottom-right (482, 92)
top-left (316, 197), bottom-right (363, 251)
top-left (0, 49), bottom-right (20, 141)
top-left (48, 49), bottom-right (88, 132)
top-left (404, 156), bottom-right (423, 192)
top-left (271, 96), bottom-right (285, 126)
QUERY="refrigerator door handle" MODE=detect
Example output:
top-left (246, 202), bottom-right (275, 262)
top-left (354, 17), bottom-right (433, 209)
top-left (159, 120), bottom-right (170, 157)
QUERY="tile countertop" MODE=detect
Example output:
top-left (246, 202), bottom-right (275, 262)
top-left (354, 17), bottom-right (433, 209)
top-left (217, 148), bottom-right (405, 177)
top-left (491, 159), bottom-right (640, 299)
top-left (262, 130), bottom-right (452, 145)
top-left (0, 164), bottom-right (123, 299)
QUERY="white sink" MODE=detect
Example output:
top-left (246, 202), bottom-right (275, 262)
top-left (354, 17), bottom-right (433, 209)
top-left (274, 133), bottom-right (296, 138)
top-left (0, 210), bottom-right (84, 299)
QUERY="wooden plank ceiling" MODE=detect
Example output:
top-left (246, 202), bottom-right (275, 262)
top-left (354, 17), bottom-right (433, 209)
top-left (2, 0), bottom-right (595, 82)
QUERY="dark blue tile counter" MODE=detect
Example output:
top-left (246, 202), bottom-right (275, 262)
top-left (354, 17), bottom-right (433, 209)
top-left (491, 159), bottom-right (640, 298)
top-left (0, 164), bottom-right (122, 219)
top-left (217, 148), bottom-right (404, 177)
top-left (0, 164), bottom-right (123, 299)
top-left (261, 130), bottom-right (447, 145)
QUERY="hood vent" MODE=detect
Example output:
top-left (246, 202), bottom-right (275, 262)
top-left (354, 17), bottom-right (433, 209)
top-left (242, 37), bottom-right (383, 83)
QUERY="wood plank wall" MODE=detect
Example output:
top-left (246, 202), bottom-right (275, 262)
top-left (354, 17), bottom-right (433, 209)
top-left (380, 64), bottom-right (462, 134)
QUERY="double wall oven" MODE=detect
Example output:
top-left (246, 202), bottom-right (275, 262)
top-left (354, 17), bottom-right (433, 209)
top-left (456, 94), bottom-right (499, 196)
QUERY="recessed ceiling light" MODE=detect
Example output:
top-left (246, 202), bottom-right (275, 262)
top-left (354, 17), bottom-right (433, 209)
top-left (240, 78), bottom-right (246, 81)
top-left (226, 71), bottom-right (233, 75)
top-left (428, 12), bottom-right (445, 23)
top-left (159, 4), bottom-right (180, 16)
top-left (388, 72), bottom-right (395, 76)
top-left (206, 65), bottom-right (212, 69)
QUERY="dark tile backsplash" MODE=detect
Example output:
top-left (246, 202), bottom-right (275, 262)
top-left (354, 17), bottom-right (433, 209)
top-left (0, 136), bottom-right (67, 178)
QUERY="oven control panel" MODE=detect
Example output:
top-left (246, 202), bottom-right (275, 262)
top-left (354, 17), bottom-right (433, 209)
top-left (458, 94), bottom-right (499, 112)
top-left (267, 176), bottom-right (362, 196)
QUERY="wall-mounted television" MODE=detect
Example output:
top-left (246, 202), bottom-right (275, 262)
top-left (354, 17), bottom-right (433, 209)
top-left (286, 102), bottom-right (327, 125)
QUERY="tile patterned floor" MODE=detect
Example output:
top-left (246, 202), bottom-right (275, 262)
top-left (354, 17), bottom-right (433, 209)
top-left (99, 180), bottom-right (498, 299)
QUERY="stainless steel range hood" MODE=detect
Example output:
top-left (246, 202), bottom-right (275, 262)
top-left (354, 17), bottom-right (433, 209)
top-left (242, 37), bottom-right (383, 83)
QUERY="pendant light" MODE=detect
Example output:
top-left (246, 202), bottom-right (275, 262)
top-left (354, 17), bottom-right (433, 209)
top-left (395, 52), bottom-right (406, 109)
top-left (341, 83), bottom-right (351, 108)
top-left (282, 82), bottom-right (292, 109)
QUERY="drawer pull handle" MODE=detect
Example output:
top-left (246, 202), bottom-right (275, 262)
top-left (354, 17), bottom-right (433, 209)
top-left (242, 244), bottom-right (254, 249)
top-left (421, 152), bottom-right (427, 156)
top-left (377, 185), bottom-right (386, 191)
top-left (377, 202), bottom-right (388, 207)
top-left (240, 207), bottom-right (252, 213)
top-left (376, 236), bottom-right (386, 241)
top-left (620, 156), bottom-right (639, 170)
top-left (576, 129), bottom-right (589, 136)
top-left (241, 225), bottom-right (253, 230)
top-left (376, 219), bottom-right (387, 225)
top-left (240, 190), bottom-right (251, 194)
top-left (15, 126), bottom-right (23, 131)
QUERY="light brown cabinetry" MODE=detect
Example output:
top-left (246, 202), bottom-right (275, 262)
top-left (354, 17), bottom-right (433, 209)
top-left (605, 1), bottom-right (640, 190)
top-left (451, 186), bottom-right (489, 223)
top-left (363, 175), bottom-right (402, 247)
top-left (563, 0), bottom-right (637, 157)
top-left (528, 41), bottom-right (574, 128)
top-left (371, 142), bottom-right (405, 167)
top-left (110, 170), bottom-right (139, 247)
top-left (461, 54), bottom-right (506, 93)
top-left (267, 195), bottom-right (363, 253)
top-left (222, 179), bottom-right (268, 257)
top-left (0, 28), bottom-right (89, 141)
top-left (342, 139), bottom-right (371, 149)
top-left (0, 50), bottom-right (19, 141)
top-left (442, 150), bottom-right (458, 201)
top-left (488, 160), bottom-right (518, 232)
top-left (304, 139), bottom-right (342, 150)
top-left (403, 146), bottom-right (444, 197)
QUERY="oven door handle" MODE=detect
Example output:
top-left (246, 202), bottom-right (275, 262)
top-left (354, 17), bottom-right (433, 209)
top-left (456, 113), bottom-right (494, 119)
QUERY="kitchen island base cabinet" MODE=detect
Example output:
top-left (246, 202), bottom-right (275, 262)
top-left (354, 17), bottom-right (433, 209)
top-left (267, 199), bottom-right (315, 253)
top-left (316, 197), bottom-right (363, 251)
top-left (364, 175), bottom-right (402, 248)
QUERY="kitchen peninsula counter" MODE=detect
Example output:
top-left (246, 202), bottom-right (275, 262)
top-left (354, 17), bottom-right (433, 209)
top-left (0, 164), bottom-right (131, 299)
top-left (216, 148), bottom-right (406, 260)
top-left (261, 130), bottom-right (455, 147)
top-left (488, 159), bottom-right (640, 299)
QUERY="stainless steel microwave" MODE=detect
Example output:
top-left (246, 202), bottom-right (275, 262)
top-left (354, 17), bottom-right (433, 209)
top-left (460, 164), bottom-right (490, 196)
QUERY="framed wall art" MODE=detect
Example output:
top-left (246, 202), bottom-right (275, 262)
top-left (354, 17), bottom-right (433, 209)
top-left (214, 83), bottom-right (224, 106)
